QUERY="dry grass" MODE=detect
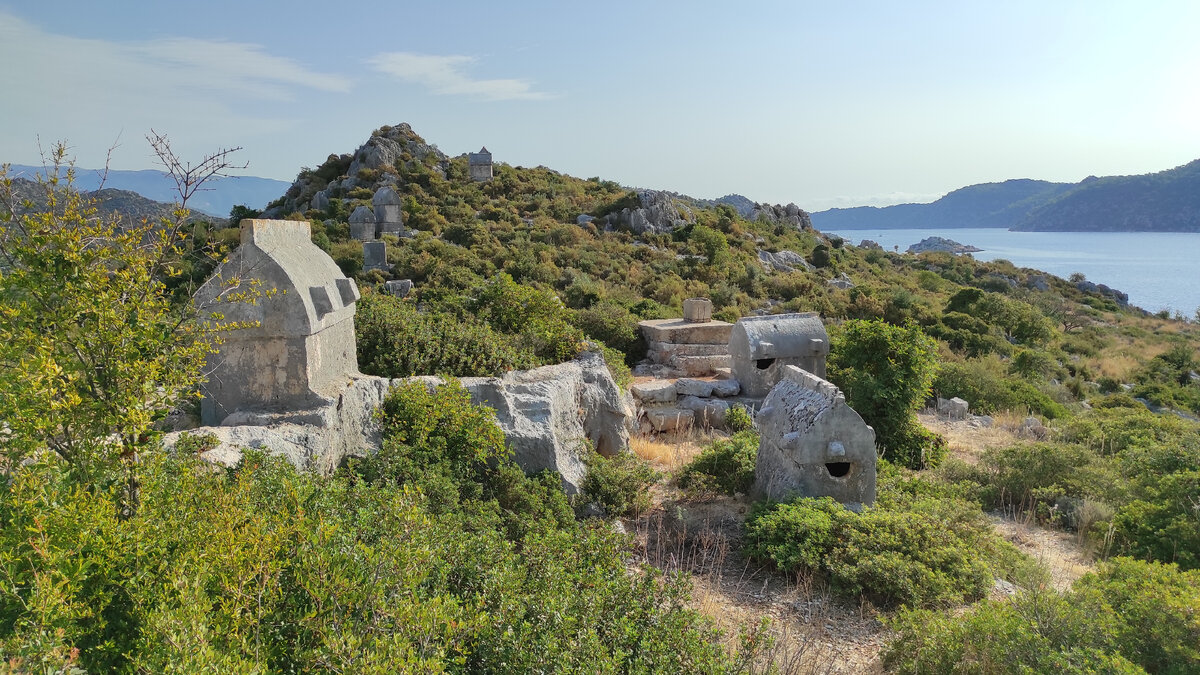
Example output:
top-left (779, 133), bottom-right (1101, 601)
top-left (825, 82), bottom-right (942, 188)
top-left (631, 427), bottom-right (723, 472)
top-left (990, 515), bottom-right (1095, 591)
top-left (631, 500), bottom-right (884, 674)
top-left (918, 411), bottom-right (1023, 463)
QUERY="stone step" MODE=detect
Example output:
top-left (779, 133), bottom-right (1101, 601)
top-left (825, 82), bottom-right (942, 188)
top-left (639, 318), bottom-right (733, 345)
top-left (648, 341), bottom-right (731, 361)
top-left (631, 379), bottom-right (677, 404)
top-left (645, 407), bottom-right (694, 432)
top-left (669, 354), bottom-right (733, 377)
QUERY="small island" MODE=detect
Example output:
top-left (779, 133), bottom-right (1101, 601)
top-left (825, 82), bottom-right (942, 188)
top-left (907, 236), bottom-right (983, 254)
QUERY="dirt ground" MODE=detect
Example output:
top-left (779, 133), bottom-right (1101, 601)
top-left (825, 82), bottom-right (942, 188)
top-left (626, 412), bottom-right (1096, 673)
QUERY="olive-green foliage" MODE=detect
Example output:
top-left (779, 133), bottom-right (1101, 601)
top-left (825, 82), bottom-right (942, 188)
top-left (356, 293), bottom-right (537, 377)
top-left (944, 407), bottom-right (1200, 570)
top-left (580, 451), bottom-right (659, 516)
top-left (678, 430), bottom-right (760, 496)
top-left (572, 300), bottom-right (646, 364)
top-left (828, 320), bottom-right (944, 469)
top-left (884, 558), bottom-right (1200, 674)
top-left (0, 382), bottom-right (740, 672)
top-left (724, 405), bottom-right (755, 434)
top-left (744, 467), bottom-right (1038, 608)
top-left (934, 357), bottom-right (1069, 418)
top-left (469, 273), bottom-right (584, 365)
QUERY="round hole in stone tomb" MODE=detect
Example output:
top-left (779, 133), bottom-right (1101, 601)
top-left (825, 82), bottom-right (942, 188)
top-left (825, 462), bottom-right (851, 478)
top-left (755, 358), bottom-right (776, 370)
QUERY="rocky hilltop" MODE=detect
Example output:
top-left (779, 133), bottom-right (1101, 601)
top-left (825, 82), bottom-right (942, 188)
top-left (906, 236), bottom-right (982, 255)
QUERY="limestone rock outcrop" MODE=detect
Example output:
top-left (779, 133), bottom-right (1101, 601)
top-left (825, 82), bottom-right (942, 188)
top-left (601, 189), bottom-right (695, 234)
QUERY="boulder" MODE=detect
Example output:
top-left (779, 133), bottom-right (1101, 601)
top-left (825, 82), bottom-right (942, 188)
top-left (460, 351), bottom-right (632, 493)
top-left (757, 249), bottom-right (813, 273)
top-left (947, 397), bottom-right (969, 420)
top-left (710, 378), bottom-right (741, 398)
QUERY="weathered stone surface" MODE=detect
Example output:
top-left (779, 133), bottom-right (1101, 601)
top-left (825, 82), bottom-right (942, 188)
top-left (165, 374), bottom-right (392, 475)
top-left (828, 273), bottom-right (855, 290)
top-left (632, 379), bottom-right (677, 404)
top-left (947, 397), bottom-right (969, 420)
top-left (674, 355), bottom-right (732, 377)
top-left (648, 342), bottom-right (731, 362)
top-left (640, 318), bottom-right (733, 345)
top-left (372, 186), bottom-right (405, 236)
top-left (749, 203), bottom-right (812, 230)
top-left (310, 191), bottom-right (330, 212)
top-left (646, 407), bottom-right (694, 432)
top-left (757, 249), bottom-right (813, 273)
top-left (468, 147), bottom-right (493, 182)
top-left (576, 214), bottom-right (596, 226)
top-left (678, 395), bottom-right (729, 428)
top-left (363, 241), bottom-right (388, 272)
top-left (384, 279), bottom-right (412, 298)
top-left (683, 298), bottom-right (713, 323)
top-left (600, 189), bottom-right (693, 234)
top-left (730, 313), bottom-right (829, 399)
top-left (753, 367), bottom-right (877, 508)
top-left (459, 351), bottom-right (632, 493)
top-left (194, 220), bottom-right (361, 426)
top-left (710, 378), bottom-right (741, 398)
top-left (349, 206), bottom-right (377, 241)
top-left (907, 236), bottom-right (981, 255)
top-left (675, 378), bottom-right (714, 398)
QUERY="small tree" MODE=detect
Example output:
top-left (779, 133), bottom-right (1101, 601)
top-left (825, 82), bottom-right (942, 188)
top-left (828, 320), bottom-right (943, 469)
top-left (0, 139), bottom-right (253, 512)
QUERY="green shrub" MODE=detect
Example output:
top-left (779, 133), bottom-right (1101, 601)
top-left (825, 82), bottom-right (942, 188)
top-left (725, 404), bottom-right (755, 433)
top-left (573, 300), bottom-right (646, 364)
top-left (580, 451), bottom-right (658, 516)
top-left (883, 558), bottom-right (1200, 673)
top-left (935, 357), bottom-right (1068, 419)
top-left (356, 293), bottom-right (537, 377)
top-left (829, 320), bottom-right (943, 469)
top-left (470, 273), bottom-right (583, 364)
top-left (678, 430), bottom-right (759, 496)
top-left (744, 469), bottom-right (1036, 608)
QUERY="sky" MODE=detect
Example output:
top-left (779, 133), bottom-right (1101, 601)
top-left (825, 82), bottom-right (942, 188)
top-left (3, 1), bottom-right (1200, 211)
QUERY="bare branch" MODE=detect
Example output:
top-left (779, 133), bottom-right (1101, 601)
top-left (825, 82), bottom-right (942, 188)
top-left (146, 130), bottom-right (248, 210)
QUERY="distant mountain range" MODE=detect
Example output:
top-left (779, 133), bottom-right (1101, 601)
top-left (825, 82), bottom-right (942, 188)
top-left (811, 159), bottom-right (1200, 232)
top-left (4, 164), bottom-right (289, 217)
top-left (6, 177), bottom-right (211, 226)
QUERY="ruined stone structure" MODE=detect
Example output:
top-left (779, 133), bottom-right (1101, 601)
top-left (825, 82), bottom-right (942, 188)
top-left (639, 316), bottom-right (733, 377)
top-left (349, 205), bottom-right (377, 241)
top-left (372, 186), bottom-right (405, 236)
top-left (753, 366), bottom-right (876, 508)
top-left (195, 219), bottom-right (361, 425)
top-left (468, 146), bottom-right (493, 182)
top-left (363, 241), bottom-right (388, 273)
top-left (729, 313), bottom-right (830, 398)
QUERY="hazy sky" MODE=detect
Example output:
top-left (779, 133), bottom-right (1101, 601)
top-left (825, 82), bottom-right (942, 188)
top-left (3, 1), bottom-right (1199, 210)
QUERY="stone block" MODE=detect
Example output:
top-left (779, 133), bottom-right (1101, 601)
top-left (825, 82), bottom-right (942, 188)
top-left (678, 395), bottom-right (729, 428)
top-left (710, 378), bottom-right (741, 398)
top-left (384, 279), bottom-right (412, 298)
top-left (631, 380), bottom-right (677, 404)
top-left (683, 297), bottom-right (713, 323)
top-left (648, 342), bottom-right (730, 360)
top-left (675, 378), bottom-right (714, 398)
top-left (363, 241), bottom-right (388, 272)
top-left (639, 318), bottom-right (733, 345)
top-left (947, 397), bottom-right (969, 420)
top-left (672, 354), bottom-right (732, 377)
top-left (646, 407), bottom-right (693, 432)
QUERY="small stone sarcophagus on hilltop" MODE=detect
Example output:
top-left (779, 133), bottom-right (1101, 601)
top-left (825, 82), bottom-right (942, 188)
top-left (730, 312), bottom-right (830, 399)
top-left (195, 219), bottom-right (361, 425)
top-left (753, 366), bottom-right (877, 508)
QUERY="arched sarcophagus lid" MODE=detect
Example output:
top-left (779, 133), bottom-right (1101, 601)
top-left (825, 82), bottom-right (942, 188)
top-left (729, 312), bottom-right (830, 398)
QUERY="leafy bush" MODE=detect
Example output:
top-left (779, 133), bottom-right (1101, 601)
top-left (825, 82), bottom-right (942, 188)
top-left (829, 320), bottom-right (944, 469)
top-left (678, 430), bottom-right (759, 496)
top-left (935, 357), bottom-right (1068, 419)
top-left (580, 451), bottom-right (659, 516)
top-left (573, 300), bottom-right (646, 364)
top-left (725, 404), bottom-right (755, 433)
top-left (884, 558), bottom-right (1200, 674)
top-left (744, 469), bottom-right (1036, 607)
top-left (470, 273), bottom-right (584, 364)
top-left (357, 293), bottom-right (537, 377)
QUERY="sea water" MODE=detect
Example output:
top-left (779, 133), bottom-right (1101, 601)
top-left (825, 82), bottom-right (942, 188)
top-left (822, 228), bottom-right (1200, 316)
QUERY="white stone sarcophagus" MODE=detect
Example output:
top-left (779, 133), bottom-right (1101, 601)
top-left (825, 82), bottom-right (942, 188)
top-left (753, 366), bottom-right (876, 508)
top-left (729, 312), bottom-right (829, 399)
top-left (196, 219), bottom-right (361, 425)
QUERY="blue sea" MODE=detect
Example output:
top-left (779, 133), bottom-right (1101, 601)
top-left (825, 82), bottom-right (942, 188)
top-left (822, 228), bottom-right (1200, 316)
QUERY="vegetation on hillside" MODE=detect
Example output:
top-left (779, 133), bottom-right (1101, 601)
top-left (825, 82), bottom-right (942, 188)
top-left (6, 124), bottom-right (1200, 671)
